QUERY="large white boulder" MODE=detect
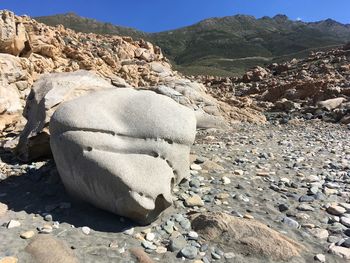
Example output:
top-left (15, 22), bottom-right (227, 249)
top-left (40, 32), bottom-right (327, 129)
top-left (50, 88), bottom-right (196, 224)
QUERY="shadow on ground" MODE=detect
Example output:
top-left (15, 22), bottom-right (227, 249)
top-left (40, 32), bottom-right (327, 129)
top-left (0, 157), bottom-right (136, 233)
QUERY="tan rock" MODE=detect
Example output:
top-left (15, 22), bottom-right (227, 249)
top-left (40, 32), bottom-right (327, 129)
top-left (25, 235), bottom-right (79, 263)
top-left (190, 212), bottom-right (305, 261)
top-left (0, 257), bottom-right (18, 263)
top-left (129, 248), bottom-right (154, 263)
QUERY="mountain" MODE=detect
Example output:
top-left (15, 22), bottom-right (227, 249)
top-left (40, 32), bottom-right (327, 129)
top-left (36, 12), bottom-right (147, 39)
top-left (36, 13), bottom-right (350, 76)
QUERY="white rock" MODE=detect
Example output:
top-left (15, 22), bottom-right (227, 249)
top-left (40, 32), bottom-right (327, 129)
top-left (82, 226), bottom-right (90, 235)
top-left (221, 176), bottom-right (231, 185)
top-left (190, 164), bottom-right (202, 171)
top-left (145, 232), bottom-right (155, 241)
top-left (7, 220), bottom-right (21, 229)
top-left (50, 88), bottom-right (196, 224)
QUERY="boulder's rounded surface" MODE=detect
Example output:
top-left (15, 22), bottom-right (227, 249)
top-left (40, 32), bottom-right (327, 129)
top-left (50, 88), bottom-right (196, 224)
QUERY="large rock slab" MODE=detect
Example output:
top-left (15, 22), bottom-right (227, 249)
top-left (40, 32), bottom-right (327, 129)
top-left (191, 212), bottom-right (305, 262)
top-left (50, 88), bottom-right (196, 224)
top-left (16, 70), bottom-right (114, 161)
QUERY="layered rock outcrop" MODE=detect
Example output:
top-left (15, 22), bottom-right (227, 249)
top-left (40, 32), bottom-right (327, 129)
top-left (50, 88), bottom-right (196, 224)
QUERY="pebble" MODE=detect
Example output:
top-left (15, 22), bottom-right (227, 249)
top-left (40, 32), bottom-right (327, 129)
top-left (341, 217), bottom-right (350, 227)
top-left (7, 220), bottom-right (21, 229)
top-left (38, 225), bottom-right (53, 234)
top-left (20, 230), bottom-right (35, 239)
top-left (234, 170), bottom-right (244, 176)
top-left (156, 246), bottom-right (167, 254)
top-left (190, 164), bottom-right (202, 171)
top-left (282, 217), bottom-right (299, 228)
top-left (314, 254), bottom-right (326, 262)
top-left (123, 227), bottom-right (134, 235)
top-left (82, 226), bottom-right (90, 235)
top-left (224, 252), bottom-right (236, 259)
top-left (185, 195), bottom-right (204, 207)
top-left (145, 232), bottom-right (155, 241)
top-left (142, 240), bottom-right (157, 250)
top-left (0, 257), bottom-right (18, 263)
top-left (169, 236), bottom-right (187, 252)
top-left (188, 231), bottom-right (199, 240)
top-left (327, 204), bottom-right (346, 216)
top-left (180, 246), bottom-right (198, 259)
top-left (221, 176), bottom-right (231, 185)
top-left (44, 214), bottom-right (53, 222)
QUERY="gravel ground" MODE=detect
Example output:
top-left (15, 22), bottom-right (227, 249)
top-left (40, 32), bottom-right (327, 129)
top-left (0, 120), bottom-right (349, 262)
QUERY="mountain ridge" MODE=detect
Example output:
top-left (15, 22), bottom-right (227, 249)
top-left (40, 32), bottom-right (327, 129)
top-left (35, 13), bottom-right (350, 76)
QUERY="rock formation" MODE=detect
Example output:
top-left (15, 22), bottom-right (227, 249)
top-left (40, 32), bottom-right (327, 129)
top-left (194, 44), bottom-right (350, 123)
top-left (49, 88), bottom-right (196, 224)
top-left (191, 212), bottom-right (305, 262)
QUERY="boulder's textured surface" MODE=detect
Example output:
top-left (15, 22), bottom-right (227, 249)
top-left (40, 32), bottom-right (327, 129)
top-left (191, 212), bottom-right (305, 262)
top-left (50, 88), bottom-right (196, 224)
top-left (15, 70), bottom-right (114, 161)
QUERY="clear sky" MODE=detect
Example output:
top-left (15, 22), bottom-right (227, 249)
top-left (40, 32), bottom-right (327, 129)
top-left (1, 0), bottom-right (349, 32)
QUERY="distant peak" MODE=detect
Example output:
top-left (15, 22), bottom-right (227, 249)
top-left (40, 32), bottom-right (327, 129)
top-left (64, 12), bottom-right (79, 17)
top-left (273, 14), bottom-right (289, 21)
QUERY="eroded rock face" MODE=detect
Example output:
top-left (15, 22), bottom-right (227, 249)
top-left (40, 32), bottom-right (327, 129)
top-left (50, 88), bottom-right (196, 224)
top-left (16, 70), bottom-right (114, 161)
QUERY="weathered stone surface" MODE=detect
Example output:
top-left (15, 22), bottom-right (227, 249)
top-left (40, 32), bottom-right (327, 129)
top-left (50, 88), bottom-right (196, 224)
top-left (25, 235), bottom-right (79, 263)
top-left (0, 10), bottom-right (30, 56)
top-left (16, 70), bottom-right (114, 161)
top-left (190, 212), bottom-right (304, 261)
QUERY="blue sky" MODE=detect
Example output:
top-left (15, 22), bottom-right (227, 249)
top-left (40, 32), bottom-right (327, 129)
top-left (1, 0), bottom-right (349, 32)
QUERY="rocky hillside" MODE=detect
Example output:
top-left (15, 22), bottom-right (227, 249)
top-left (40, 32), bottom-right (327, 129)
top-left (36, 13), bottom-right (350, 76)
top-left (36, 12), bottom-right (146, 40)
top-left (193, 43), bottom-right (350, 124)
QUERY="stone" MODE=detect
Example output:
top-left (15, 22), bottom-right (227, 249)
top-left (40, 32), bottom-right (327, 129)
top-left (16, 71), bottom-right (114, 161)
top-left (185, 195), bottom-right (204, 207)
top-left (180, 246), bottom-right (198, 259)
top-left (7, 220), bottom-right (21, 229)
top-left (329, 245), bottom-right (350, 259)
top-left (145, 232), bottom-right (155, 241)
top-left (0, 257), bottom-right (18, 263)
top-left (190, 164), bottom-right (202, 171)
top-left (129, 248), bottom-right (154, 263)
top-left (25, 235), bottom-right (79, 263)
top-left (0, 202), bottom-right (8, 217)
top-left (309, 228), bottom-right (329, 239)
top-left (20, 230), bottom-right (35, 239)
top-left (50, 88), bottom-right (196, 224)
top-left (327, 204), bottom-right (346, 216)
top-left (282, 217), bottom-right (299, 229)
top-left (341, 217), bottom-right (350, 227)
top-left (82, 226), bottom-right (90, 235)
top-left (169, 235), bottom-right (187, 252)
top-left (314, 254), bottom-right (326, 262)
top-left (191, 212), bottom-right (304, 261)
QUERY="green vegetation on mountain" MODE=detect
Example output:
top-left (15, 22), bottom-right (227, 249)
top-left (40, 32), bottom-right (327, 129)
top-left (36, 13), bottom-right (350, 76)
